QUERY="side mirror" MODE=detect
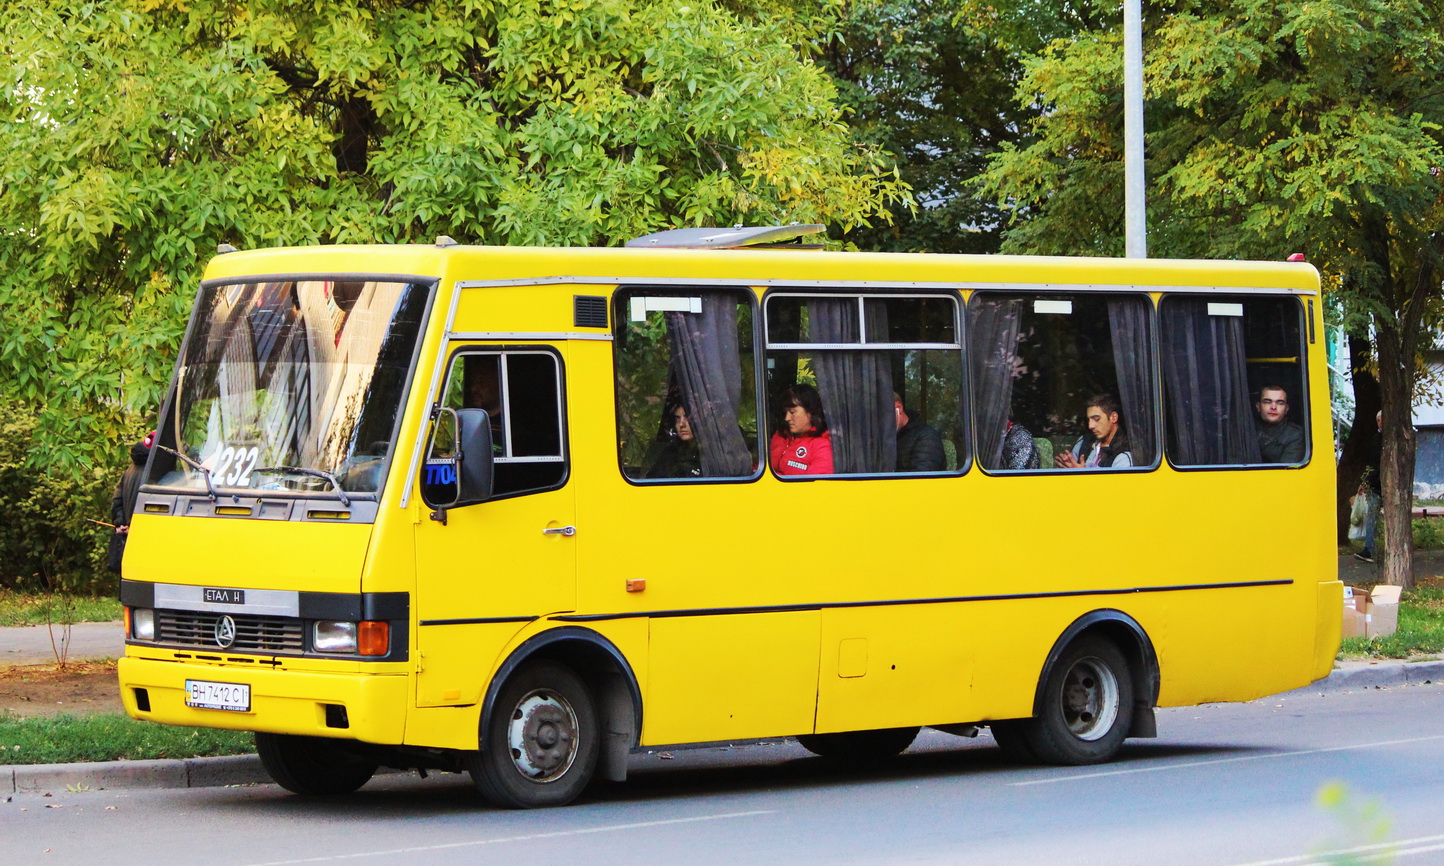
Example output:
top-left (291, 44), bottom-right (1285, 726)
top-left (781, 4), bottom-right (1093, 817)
top-left (420, 408), bottom-right (493, 518)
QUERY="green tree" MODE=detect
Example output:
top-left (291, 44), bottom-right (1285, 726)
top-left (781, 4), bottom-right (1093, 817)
top-left (820, 0), bottom-right (1091, 253)
top-left (985, 0), bottom-right (1444, 587)
top-left (0, 0), bottom-right (908, 589)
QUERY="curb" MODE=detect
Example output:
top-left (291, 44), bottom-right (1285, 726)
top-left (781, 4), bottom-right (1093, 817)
top-left (3, 754), bottom-right (268, 795)
top-left (1277, 658), bottom-right (1444, 697)
top-left (4, 660), bottom-right (1441, 794)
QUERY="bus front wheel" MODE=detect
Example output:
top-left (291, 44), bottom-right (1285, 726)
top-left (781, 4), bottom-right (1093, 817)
top-left (255, 733), bottom-right (378, 795)
top-left (468, 660), bottom-right (599, 808)
top-left (993, 636), bottom-right (1133, 766)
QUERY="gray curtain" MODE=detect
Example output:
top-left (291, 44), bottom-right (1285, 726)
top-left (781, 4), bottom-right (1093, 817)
top-left (811, 298), bottom-right (895, 473)
top-left (968, 295), bottom-right (1024, 469)
top-left (665, 294), bottom-right (752, 476)
top-left (1160, 299), bottom-right (1261, 464)
top-left (1108, 298), bottom-right (1156, 466)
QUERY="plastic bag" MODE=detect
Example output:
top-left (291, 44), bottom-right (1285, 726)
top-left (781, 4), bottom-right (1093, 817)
top-left (1348, 494), bottom-right (1367, 540)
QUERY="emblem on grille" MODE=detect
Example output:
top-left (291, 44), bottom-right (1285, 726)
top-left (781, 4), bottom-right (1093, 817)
top-left (215, 615), bottom-right (237, 649)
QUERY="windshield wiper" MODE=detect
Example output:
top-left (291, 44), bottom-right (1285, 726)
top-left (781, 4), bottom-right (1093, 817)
top-left (253, 466), bottom-right (352, 506)
top-left (154, 444), bottom-right (219, 502)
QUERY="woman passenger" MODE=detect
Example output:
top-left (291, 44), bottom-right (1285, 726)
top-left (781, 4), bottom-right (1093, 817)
top-left (770, 384), bottom-right (834, 475)
top-left (646, 403), bottom-right (702, 479)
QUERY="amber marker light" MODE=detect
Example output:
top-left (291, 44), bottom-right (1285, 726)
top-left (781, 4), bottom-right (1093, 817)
top-left (358, 621), bottom-right (390, 656)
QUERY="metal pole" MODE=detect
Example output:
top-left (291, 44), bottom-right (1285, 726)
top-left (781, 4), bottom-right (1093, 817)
top-left (1123, 0), bottom-right (1146, 258)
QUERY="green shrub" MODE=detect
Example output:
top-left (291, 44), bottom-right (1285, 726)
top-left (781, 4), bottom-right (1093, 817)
top-left (1413, 518), bottom-right (1444, 551)
top-left (0, 401), bottom-right (130, 594)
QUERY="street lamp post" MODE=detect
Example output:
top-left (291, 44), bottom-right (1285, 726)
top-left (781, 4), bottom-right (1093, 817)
top-left (1124, 0), bottom-right (1146, 258)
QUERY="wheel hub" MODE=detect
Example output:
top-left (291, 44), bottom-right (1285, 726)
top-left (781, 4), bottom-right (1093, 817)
top-left (507, 689), bottom-right (579, 782)
top-left (1060, 656), bottom-right (1120, 741)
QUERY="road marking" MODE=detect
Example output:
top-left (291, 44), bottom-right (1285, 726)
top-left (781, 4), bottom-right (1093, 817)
top-left (1010, 733), bottom-right (1444, 786)
top-left (1230, 833), bottom-right (1444, 865)
top-left (241, 810), bottom-right (777, 865)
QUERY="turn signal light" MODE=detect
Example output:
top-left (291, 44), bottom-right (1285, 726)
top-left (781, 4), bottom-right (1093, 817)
top-left (358, 621), bottom-right (390, 656)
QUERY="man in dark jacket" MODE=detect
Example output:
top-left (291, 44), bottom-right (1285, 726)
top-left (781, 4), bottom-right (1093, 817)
top-left (894, 394), bottom-right (945, 472)
top-left (107, 432), bottom-right (153, 575)
top-left (1256, 384), bottom-right (1305, 463)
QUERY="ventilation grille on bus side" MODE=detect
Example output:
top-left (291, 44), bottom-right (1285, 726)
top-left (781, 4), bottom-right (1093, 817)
top-left (574, 295), bottom-right (608, 328)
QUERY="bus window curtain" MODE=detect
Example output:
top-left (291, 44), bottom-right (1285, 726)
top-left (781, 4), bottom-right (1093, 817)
top-left (968, 295), bottom-right (1023, 469)
top-left (811, 298), bottom-right (895, 473)
top-left (1160, 299), bottom-right (1261, 465)
top-left (665, 294), bottom-right (753, 477)
top-left (1108, 297), bottom-right (1156, 466)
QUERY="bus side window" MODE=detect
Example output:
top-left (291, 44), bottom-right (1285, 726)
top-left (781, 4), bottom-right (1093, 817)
top-left (969, 292), bottom-right (1156, 471)
top-left (613, 289), bottom-right (759, 482)
top-left (441, 350), bottom-right (567, 498)
top-left (1160, 295), bottom-right (1308, 467)
top-left (764, 293), bottom-right (965, 476)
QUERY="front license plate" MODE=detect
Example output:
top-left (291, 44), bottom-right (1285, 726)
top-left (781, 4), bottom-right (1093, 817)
top-left (185, 679), bottom-right (251, 712)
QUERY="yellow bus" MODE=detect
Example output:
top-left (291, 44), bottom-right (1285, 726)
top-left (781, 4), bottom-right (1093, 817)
top-left (118, 225), bottom-right (1340, 807)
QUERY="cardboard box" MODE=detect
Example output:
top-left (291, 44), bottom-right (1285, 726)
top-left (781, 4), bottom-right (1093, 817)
top-left (1343, 585), bottom-right (1402, 640)
top-left (1342, 586), bottom-right (1366, 639)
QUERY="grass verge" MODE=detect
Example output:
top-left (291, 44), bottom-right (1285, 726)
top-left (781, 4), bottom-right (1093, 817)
top-left (1339, 580), bottom-right (1444, 659)
top-left (0, 713), bottom-right (254, 765)
top-left (0, 592), bottom-right (123, 627)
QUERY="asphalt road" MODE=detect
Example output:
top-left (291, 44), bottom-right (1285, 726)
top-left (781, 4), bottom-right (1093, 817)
top-left (5, 683), bottom-right (1443, 865)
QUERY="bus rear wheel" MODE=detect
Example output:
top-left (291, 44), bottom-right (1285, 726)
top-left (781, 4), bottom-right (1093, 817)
top-left (468, 660), bottom-right (599, 808)
top-left (255, 733), bottom-right (378, 795)
top-left (994, 636), bottom-right (1133, 766)
top-left (796, 727), bottom-right (920, 760)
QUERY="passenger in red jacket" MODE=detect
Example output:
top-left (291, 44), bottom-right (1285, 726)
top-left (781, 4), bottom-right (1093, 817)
top-left (770, 383), bottom-right (834, 475)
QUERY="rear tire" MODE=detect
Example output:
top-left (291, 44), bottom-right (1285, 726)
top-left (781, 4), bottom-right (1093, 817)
top-left (796, 727), bottom-right (919, 760)
top-left (994, 636), bottom-right (1134, 766)
top-left (468, 660), bottom-right (599, 808)
top-left (255, 733), bottom-right (378, 795)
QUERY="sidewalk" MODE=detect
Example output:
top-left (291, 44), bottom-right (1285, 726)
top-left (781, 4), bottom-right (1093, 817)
top-left (3, 655), bottom-right (1440, 795)
top-left (1, 620), bottom-right (125, 666)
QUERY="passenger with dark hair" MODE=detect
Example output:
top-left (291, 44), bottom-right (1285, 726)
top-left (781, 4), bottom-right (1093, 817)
top-left (1056, 393), bottom-right (1133, 469)
top-left (770, 383), bottom-right (834, 475)
top-left (646, 402), bottom-right (702, 479)
top-left (893, 392), bottom-right (945, 472)
top-left (1256, 384), bottom-right (1304, 463)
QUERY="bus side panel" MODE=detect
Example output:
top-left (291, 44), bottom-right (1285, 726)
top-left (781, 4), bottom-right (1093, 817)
top-left (401, 618), bottom-right (649, 752)
top-left (412, 622), bottom-right (528, 708)
top-left (643, 612), bottom-right (820, 746)
top-left (1154, 583), bottom-right (1314, 706)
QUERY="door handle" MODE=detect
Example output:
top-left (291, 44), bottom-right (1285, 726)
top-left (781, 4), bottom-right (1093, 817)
top-left (542, 525), bottom-right (577, 537)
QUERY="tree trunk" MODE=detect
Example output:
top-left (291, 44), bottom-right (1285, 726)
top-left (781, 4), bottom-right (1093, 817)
top-left (1375, 320), bottom-right (1417, 589)
top-left (1336, 333), bottom-right (1381, 544)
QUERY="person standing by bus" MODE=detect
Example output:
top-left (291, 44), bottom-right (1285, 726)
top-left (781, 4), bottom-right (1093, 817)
top-left (1256, 384), bottom-right (1305, 463)
top-left (1356, 411), bottom-right (1383, 563)
top-left (1056, 394), bottom-right (1133, 469)
top-left (107, 431), bottom-right (153, 575)
top-left (771, 384), bottom-right (834, 475)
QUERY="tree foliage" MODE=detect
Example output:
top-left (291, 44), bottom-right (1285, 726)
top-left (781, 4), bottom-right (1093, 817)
top-left (0, 0), bottom-right (908, 588)
top-left (984, 0), bottom-right (1444, 586)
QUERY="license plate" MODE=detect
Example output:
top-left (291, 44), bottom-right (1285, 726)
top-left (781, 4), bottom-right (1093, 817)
top-left (185, 679), bottom-right (251, 712)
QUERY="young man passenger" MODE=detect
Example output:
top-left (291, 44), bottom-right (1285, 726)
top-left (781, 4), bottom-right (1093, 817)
top-left (1055, 394), bottom-right (1133, 469)
top-left (1256, 384), bottom-right (1305, 463)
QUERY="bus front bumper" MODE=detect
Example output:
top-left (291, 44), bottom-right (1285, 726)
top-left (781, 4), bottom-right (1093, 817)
top-left (117, 656), bottom-right (408, 744)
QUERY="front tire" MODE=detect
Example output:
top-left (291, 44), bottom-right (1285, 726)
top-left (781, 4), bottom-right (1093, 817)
top-left (255, 733), bottom-right (378, 795)
top-left (468, 660), bottom-right (599, 808)
top-left (796, 727), bottom-right (919, 760)
top-left (993, 636), bottom-right (1133, 766)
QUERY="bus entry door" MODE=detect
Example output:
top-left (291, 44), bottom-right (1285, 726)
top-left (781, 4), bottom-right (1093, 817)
top-left (413, 346), bottom-right (576, 708)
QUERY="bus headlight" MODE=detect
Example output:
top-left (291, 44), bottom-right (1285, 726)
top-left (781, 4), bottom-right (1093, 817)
top-left (313, 621), bottom-right (389, 656)
top-left (130, 608), bottom-right (156, 641)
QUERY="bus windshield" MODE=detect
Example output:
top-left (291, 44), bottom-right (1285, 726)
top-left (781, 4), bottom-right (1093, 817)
top-left (147, 278), bottom-right (430, 497)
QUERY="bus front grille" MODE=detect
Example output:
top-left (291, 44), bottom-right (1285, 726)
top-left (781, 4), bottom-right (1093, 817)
top-left (156, 611), bottom-right (305, 652)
